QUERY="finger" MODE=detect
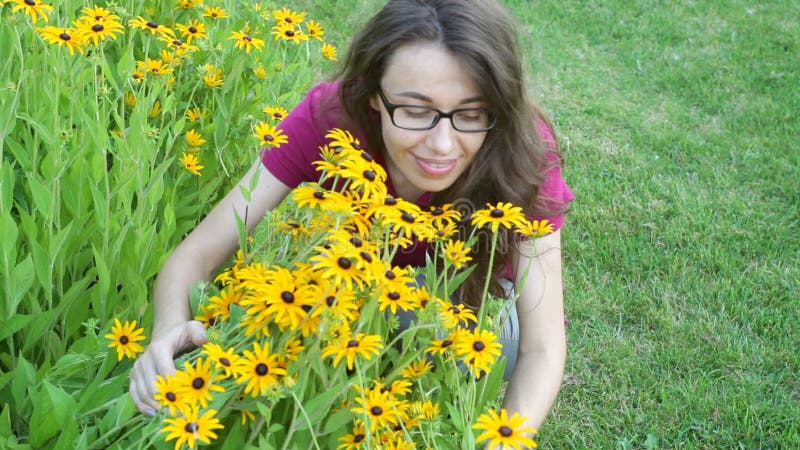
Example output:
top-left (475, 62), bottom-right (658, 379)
top-left (185, 320), bottom-right (208, 346)
top-left (130, 360), bottom-right (158, 415)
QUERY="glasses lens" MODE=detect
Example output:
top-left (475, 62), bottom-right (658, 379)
top-left (393, 107), bottom-right (438, 130)
top-left (453, 110), bottom-right (492, 132)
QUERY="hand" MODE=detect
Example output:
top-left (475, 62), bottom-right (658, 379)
top-left (129, 320), bottom-right (208, 415)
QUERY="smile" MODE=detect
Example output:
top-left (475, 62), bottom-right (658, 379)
top-left (414, 156), bottom-right (457, 176)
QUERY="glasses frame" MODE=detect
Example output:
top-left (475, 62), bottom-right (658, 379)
top-left (377, 89), bottom-right (496, 133)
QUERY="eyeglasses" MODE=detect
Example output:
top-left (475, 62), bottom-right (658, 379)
top-left (377, 89), bottom-right (495, 133)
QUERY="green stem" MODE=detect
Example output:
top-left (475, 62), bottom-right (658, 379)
top-left (477, 232), bottom-right (498, 328)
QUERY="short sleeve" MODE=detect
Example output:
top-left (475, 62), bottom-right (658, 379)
top-left (529, 121), bottom-right (575, 231)
top-left (261, 82), bottom-right (341, 187)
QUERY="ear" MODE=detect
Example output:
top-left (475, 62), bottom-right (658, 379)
top-left (369, 93), bottom-right (380, 112)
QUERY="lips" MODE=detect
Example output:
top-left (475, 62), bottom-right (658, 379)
top-left (414, 156), bottom-right (457, 176)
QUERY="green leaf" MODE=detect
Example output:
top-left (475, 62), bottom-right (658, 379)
top-left (27, 176), bottom-right (53, 221)
top-left (0, 212), bottom-right (18, 273)
top-left (11, 354), bottom-right (36, 414)
top-left (292, 387), bottom-right (340, 432)
top-left (29, 381), bottom-right (77, 448)
top-left (7, 254), bottom-right (34, 318)
top-left (0, 314), bottom-right (34, 342)
top-left (321, 408), bottom-right (352, 436)
top-left (0, 403), bottom-right (11, 438)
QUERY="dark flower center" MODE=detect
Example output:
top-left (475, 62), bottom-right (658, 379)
top-left (301, 304), bottom-right (312, 312)
top-left (490, 209), bottom-right (504, 218)
top-left (385, 270), bottom-right (396, 280)
top-left (326, 296), bottom-right (336, 306)
top-left (281, 291), bottom-right (294, 303)
top-left (499, 425), bottom-right (513, 437)
top-left (401, 211), bottom-right (415, 223)
top-left (347, 339), bottom-right (360, 348)
top-left (119, 335), bottom-right (129, 345)
top-left (264, 134), bottom-right (273, 141)
top-left (313, 191), bottom-right (325, 200)
top-left (442, 339), bottom-right (453, 347)
top-left (244, 35), bottom-right (252, 42)
top-left (188, 26), bottom-right (198, 33)
top-left (273, 112), bottom-right (283, 119)
top-left (432, 207), bottom-right (444, 216)
top-left (285, 30), bottom-right (295, 37)
top-left (350, 236), bottom-right (363, 247)
top-left (192, 377), bottom-right (205, 389)
top-left (388, 292), bottom-right (400, 301)
top-left (385, 197), bottom-right (398, 206)
top-left (147, 21), bottom-right (158, 28)
top-left (25, 0), bottom-right (35, 5)
top-left (451, 306), bottom-right (461, 314)
top-left (473, 341), bottom-right (486, 351)
top-left (359, 251), bottom-right (372, 263)
top-left (184, 422), bottom-right (199, 433)
top-left (285, 18), bottom-right (293, 23)
top-left (370, 406), bottom-right (383, 416)
top-left (92, 24), bottom-right (104, 32)
top-left (337, 257), bottom-right (352, 269)
top-left (173, 39), bottom-right (182, 45)
top-left (165, 392), bottom-right (177, 402)
top-left (219, 357), bottom-right (231, 367)
top-left (255, 363), bottom-right (269, 376)
top-left (360, 151), bottom-right (373, 161)
top-left (354, 434), bottom-right (365, 443)
top-left (380, 386), bottom-right (391, 394)
top-left (59, 33), bottom-right (71, 41)
top-left (363, 170), bottom-right (376, 181)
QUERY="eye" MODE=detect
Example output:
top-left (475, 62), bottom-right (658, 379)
top-left (399, 107), bottom-right (434, 118)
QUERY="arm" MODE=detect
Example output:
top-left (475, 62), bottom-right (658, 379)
top-left (130, 159), bottom-right (292, 414)
top-left (502, 229), bottom-right (567, 432)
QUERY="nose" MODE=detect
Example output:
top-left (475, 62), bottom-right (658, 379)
top-left (426, 117), bottom-right (456, 155)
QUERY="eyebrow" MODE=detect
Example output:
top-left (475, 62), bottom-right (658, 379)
top-left (393, 90), bottom-right (486, 106)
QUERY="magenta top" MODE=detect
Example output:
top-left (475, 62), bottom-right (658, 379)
top-left (262, 81), bottom-right (575, 277)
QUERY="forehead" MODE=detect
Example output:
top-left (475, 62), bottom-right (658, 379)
top-left (381, 41), bottom-right (483, 102)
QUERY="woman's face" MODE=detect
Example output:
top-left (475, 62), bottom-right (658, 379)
top-left (371, 41), bottom-right (489, 201)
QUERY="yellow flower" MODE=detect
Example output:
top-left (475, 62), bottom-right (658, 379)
top-left (322, 332), bottom-right (383, 370)
top-left (272, 22), bottom-right (309, 44)
top-left (262, 106), bottom-right (288, 121)
top-left (181, 152), bottom-right (204, 176)
top-left (351, 389), bottom-right (401, 432)
top-left (141, 58), bottom-right (174, 76)
top-left (154, 374), bottom-right (186, 415)
top-left (124, 92), bottom-right (136, 106)
top-left (105, 319), bottom-right (146, 361)
top-left (401, 359), bottom-right (433, 379)
top-left (437, 299), bottom-right (477, 329)
top-left (9, 0), bottom-right (54, 23)
top-left (186, 129), bottom-right (206, 147)
top-left (229, 30), bottom-right (265, 53)
top-left (36, 27), bottom-right (88, 55)
top-left (186, 107), bottom-right (204, 122)
top-left (305, 20), bottom-right (325, 41)
top-left (73, 15), bottom-right (124, 45)
top-left (202, 6), bottom-right (228, 19)
top-left (453, 328), bottom-right (502, 378)
top-left (442, 239), bottom-right (472, 269)
top-left (273, 7), bottom-right (306, 25)
top-left (161, 406), bottom-right (224, 450)
top-left (253, 65), bottom-right (268, 80)
top-left (521, 219), bottom-right (555, 238)
top-left (129, 16), bottom-right (175, 38)
top-left (235, 341), bottom-right (287, 398)
top-left (174, 358), bottom-right (225, 408)
top-left (176, 19), bottom-right (207, 43)
top-left (174, 0), bottom-right (202, 9)
top-left (471, 202), bottom-right (529, 233)
top-left (472, 408), bottom-right (538, 450)
top-left (337, 421), bottom-right (367, 450)
top-left (253, 121), bottom-right (289, 148)
top-left (149, 100), bottom-right (162, 118)
top-left (322, 43), bottom-right (338, 61)
top-left (202, 65), bottom-right (224, 88)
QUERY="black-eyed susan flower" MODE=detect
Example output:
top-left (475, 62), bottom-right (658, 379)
top-left (253, 121), bottom-right (289, 148)
top-left (521, 219), bottom-right (555, 238)
top-left (322, 332), bottom-right (383, 370)
top-left (253, 65), bottom-right (268, 80)
top-left (310, 246), bottom-right (364, 289)
top-left (175, 0), bottom-right (202, 9)
top-left (105, 319), bottom-right (146, 361)
top-left (326, 128), bottom-right (363, 151)
top-left (229, 30), bottom-right (265, 53)
top-left (442, 239), bottom-right (472, 269)
top-left (262, 106), bottom-right (288, 121)
top-left (305, 20), bottom-right (325, 41)
top-left (176, 20), bottom-right (207, 43)
top-left (235, 341), bottom-right (287, 398)
top-left (186, 129), bottom-right (206, 147)
top-left (129, 16), bottom-right (175, 38)
top-left (322, 43), bottom-right (338, 61)
top-left (426, 335), bottom-right (455, 356)
top-left (181, 152), bottom-right (204, 176)
top-left (202, 6), bottom-right (228, 20)
top-left (175, 358), bottom-right (225, 408)
top-left (351, 389), bottom-right (401, 432)
top-left (161, 406), bottom-right (224, 450)
top-left (186, 107), bottom-right (204, 122)
top-left (453, 328), bottom-right (502, 377)
top-left (207, 285), bottom-right (241, 322)
top-left (149, 99), bottom-right (162, 118)
top-left (437, 299), bottom-right (477, 329)
top-left (202, 64), bottom-right (224, 88)
top-left (273, 7), bottom-right (306, 26)
top-left (400, 359), bottom-right (433, 379)
top-left (140, 58), bottom-right (174, 76)
top-left (9, 0), bottom-right (54, 23)
top-left (154, 374), bottom-right (186, 415)
top-left (471, 202), bottom-right (529, 233)
top-left (429, 204), bottom-right (462, 227)
top-left (271, 22), bottom-right (309, 44)
top-left (202, 343), bottom-right (240, 378)
top-left (377, 280), bottom-right (416, 314)
top-left (73, 14), bottom-right (124, 45)
top-left (472, 408), bottom-right (538, 450)
top-left (77, 5), bottom-right (116, 22)
top-left (337, 420), bottom-right (367, 450)
top-left (412, 400), bottom-right (439, 421)
top-left (35, 26), bottom-right (88, 55)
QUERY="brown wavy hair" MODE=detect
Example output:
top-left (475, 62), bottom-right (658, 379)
top-left (337, 0), bottom-right (559, 308)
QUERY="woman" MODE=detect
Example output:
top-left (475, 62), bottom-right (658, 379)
top-left (130, 0), bottom-right (574, 434)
